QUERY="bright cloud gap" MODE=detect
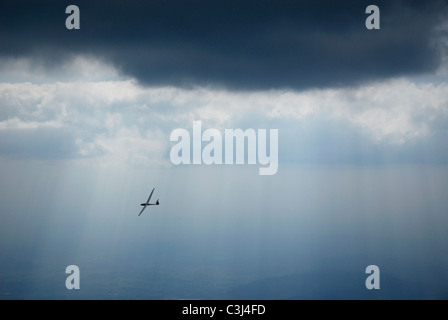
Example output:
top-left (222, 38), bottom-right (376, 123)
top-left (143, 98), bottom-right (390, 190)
top-left (1, 56), bottom-right (448, 166)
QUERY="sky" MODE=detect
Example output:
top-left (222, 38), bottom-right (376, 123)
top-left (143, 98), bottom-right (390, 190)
top-left (1, 0), bottom-right (448, 300)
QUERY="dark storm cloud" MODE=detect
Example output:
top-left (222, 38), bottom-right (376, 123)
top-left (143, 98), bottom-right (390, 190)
top-left (0, 0), bottom-right (447, 89)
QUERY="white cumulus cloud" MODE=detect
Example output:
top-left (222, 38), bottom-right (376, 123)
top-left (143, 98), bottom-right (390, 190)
top-left (1, 56), bottom-right (448, 165)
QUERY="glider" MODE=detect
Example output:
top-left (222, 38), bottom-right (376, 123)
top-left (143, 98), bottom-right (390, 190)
top-left (138, 188), bottom-right (160, 216)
